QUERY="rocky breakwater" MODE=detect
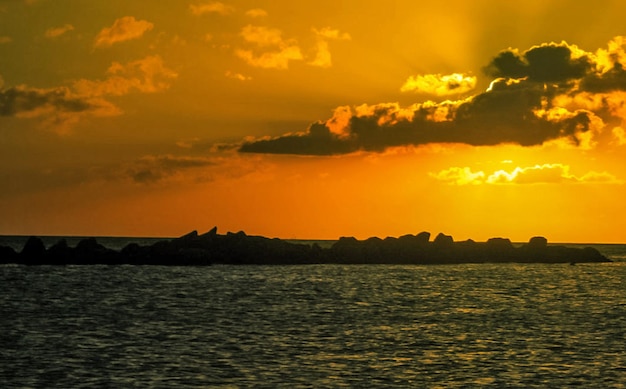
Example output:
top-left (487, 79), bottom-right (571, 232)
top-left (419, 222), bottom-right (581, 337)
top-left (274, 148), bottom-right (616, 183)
top-left (0, 228), bottom-right (612, 265)
top-left (327, 233), bottom-right (610, 264)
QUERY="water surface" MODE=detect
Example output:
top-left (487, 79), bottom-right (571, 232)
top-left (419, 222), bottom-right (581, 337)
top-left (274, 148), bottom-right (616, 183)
top-left (1, 262), bottom-right (625, 387)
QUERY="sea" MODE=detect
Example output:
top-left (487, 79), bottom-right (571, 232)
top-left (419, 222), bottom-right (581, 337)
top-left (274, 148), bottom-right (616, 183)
top-left (1, 236), bottom-right (625, 388)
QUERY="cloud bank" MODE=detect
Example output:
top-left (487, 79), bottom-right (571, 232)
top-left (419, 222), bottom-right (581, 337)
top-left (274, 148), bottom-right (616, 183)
top-left (240, 37), bottom-right (626, 155)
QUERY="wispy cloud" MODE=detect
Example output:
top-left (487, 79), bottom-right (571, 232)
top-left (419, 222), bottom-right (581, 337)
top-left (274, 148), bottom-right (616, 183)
top-left (245, 8), bottom-right (267, 18)
top-left (309, 27), bottom-right (351, 68)
top-left (312, 27), bottom-right (351, 41)
top-left (0, 36), bottom-right (12, 44)
top-left (73, 55), bottom-right (178, 97)
top-left (225, 70), bottom-right (251, 81)
top-left (235, 25), bottom-right (303, 69)
top-left (240, 25), bottom-right (284, 47)
top-left (94, 16), bottom-right (153, 48)
top-left (189, 1), bottom-right (234, 16)
top-left (430, 164), bottom-right (622, 185)
top-left (128, 155), bottom-right (216, 184)
top-left (44, 24), bottom-right (74, 39)
top-left (234, 24), bottom-right (350, 70)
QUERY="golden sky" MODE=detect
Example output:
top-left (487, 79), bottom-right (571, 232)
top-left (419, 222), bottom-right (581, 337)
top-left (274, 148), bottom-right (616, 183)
top-left (1, 0), bottom-right (626, 242)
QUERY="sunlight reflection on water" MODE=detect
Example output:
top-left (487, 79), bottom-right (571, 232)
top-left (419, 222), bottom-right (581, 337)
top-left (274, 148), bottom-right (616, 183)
top-left (1, 262), bottom-right (625, 388)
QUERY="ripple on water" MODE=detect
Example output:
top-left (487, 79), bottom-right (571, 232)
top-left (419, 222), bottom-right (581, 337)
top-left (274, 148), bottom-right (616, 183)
top-left (0, 263), bottom-right (625, 387)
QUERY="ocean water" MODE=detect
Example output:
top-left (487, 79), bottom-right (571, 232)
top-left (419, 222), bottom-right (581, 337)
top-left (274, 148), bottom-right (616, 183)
top-left (1, 239), bottom-right (625, 387)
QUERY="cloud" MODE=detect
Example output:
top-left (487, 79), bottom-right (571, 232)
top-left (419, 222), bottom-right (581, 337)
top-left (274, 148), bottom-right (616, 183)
top-left (225, 70), bottom-right (251, 81)
top-left (0, 84), bottom-right (119, 132)
top-left (235, 25), bottom-right (303, 69)
top-left (240, 25), bottom-right (283, 47)
top-left (245, 8), bottom-right (268, 18)
top-left (308, 41), bottom-right (333, 69)
top-left (401, 73), bottom-right (477, 95)
top-left (73, 55), bottom-right (178, 97)
top-left (240, 83), bottom-right (598, 154)
top-left (236, 47), bottom-right (303, 69)
top-left (240, 37), bottom-right (626, 155)
top-left (128, 155), bottom-right (216, 183)
top-left (312, 27), bottom-right (351, 41)
top-left (44, 24), bottom-right (74, 39)
top-left (0, 86), bottom-right (91, 117)
top-left (94, 16), bottom-right (154, 48)
top-left (1, 55), bottom-right (176, 132)
top-left (484, 41), bottom-right (593, 83)
top-left (309, 27), bottom-right (351, 68)
top-left (430, 164), bottom-right (621, 185)
top-left (0, 36), bottom-right (11, 44)
top-left (233, 24), bottom-right (349, 70)
top-left (572, 36), bottom-right (626, 93)
top-left (429, 167), bottom-right (485, 185)
top-left (189, 1), bottom-right (234, 16)
top-left (612, 126), bottom-right (626, 145)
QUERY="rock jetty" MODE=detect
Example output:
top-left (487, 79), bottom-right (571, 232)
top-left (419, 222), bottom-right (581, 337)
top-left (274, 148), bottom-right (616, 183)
top-left (0, 228), bottom-right (611, 266)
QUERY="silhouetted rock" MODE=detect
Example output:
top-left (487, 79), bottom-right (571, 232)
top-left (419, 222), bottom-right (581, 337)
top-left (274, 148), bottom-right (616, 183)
top-left (120, 243), bottom-right (147, 264)
top-left (484, 238), bottom-right (516, 262)
top-left (528, 236), bottom-right (548, 249)
top-left (180, 230), bottom-right (199, 240)
top-left (0, 245), bottom-right (18, 263)
top-left (176, 248), bottom-right (212, 266)
top-left (3, 228), bottom-right (612, 265)
top-left (201, 226), bottom-right (218, 238)
top-left (47, 239), bottom-right (72, 264)
top-left (20, 237), bottom-right (46, 265)
top-left (433, 233), bottom-right (453, 247)
top-left (74, 238), bottom-right (119, 264)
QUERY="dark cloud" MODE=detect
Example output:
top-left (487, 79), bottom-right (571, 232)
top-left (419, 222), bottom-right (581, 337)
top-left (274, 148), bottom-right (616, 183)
top-left (0, 85), bottom-right (92, 116)
top-left (128, 155), bottom-right (216, 183)
top-left (240, 38), bottom-right (626, 156)
top-left (581, 62), bottom-right (626, 92)
top-left (239, 122), bottom-right (357, 155)
top-left (240, 79), bottom-right (595, 155)
top-left (484, 42), bottom-right (593, 83)
top-left (1, 55), bottom-right (176, 131)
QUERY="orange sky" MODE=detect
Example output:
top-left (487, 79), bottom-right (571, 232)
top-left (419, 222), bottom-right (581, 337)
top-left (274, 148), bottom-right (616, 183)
top-left (1, 0), bottom-right (626, 242)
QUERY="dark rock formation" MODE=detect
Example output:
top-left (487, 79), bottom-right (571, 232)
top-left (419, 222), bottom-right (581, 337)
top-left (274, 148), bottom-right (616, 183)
top-left (528, 236), bottom-right (548, 249)
top-left (0, 245), bottom-right (17, 264)
top-left (20, 237), bottom-right (47, 265)
top-left (47, 239), bottom-right (71, 265)
top-left (0, 228), bottom-right (612, 266)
